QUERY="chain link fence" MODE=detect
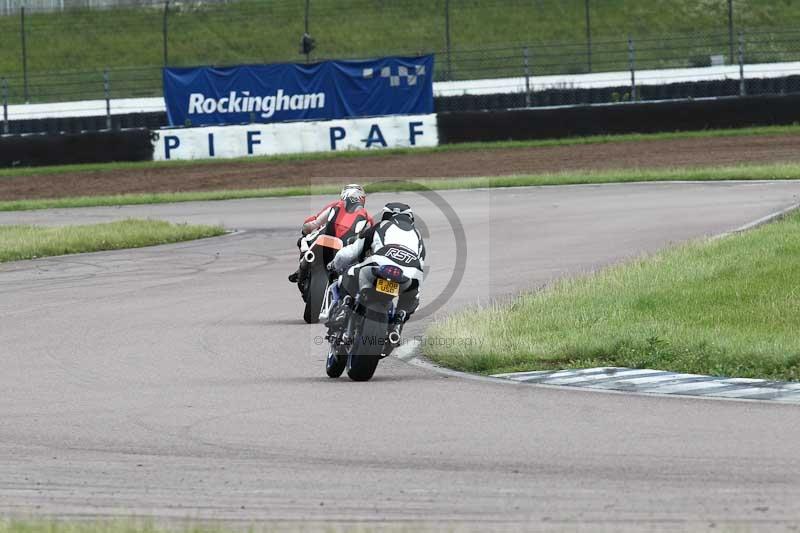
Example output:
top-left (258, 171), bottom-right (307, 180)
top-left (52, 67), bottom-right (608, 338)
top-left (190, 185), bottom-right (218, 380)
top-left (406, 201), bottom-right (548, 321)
top-left (4, 0), bottom-right (800, 123)
top-left (0, 0), bottom-right (232, 16)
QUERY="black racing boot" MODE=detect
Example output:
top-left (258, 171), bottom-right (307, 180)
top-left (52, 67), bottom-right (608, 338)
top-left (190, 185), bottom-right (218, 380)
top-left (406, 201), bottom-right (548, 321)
top-left (325, 295), bottom-right (353, 338)
top-left (288, 270), bottom-right (299, 283)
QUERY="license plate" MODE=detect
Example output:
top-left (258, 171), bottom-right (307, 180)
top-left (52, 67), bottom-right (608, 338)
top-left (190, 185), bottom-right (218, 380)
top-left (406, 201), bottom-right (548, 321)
top-left (375, 278), bottom-right (400, 296)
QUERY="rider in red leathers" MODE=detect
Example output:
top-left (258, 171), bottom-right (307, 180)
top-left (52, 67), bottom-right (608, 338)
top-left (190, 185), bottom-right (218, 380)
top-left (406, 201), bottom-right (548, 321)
top-left (288, 184), bottom-right (374, 283)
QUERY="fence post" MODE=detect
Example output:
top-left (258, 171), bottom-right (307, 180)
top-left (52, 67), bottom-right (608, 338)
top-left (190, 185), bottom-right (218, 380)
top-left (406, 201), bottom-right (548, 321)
top-left (303, 0), bottom-right (311, 63)
top-left (584, 0), bottom-right (592, 73)
top-left (628, 36), bottom-right (636, 101)
top-left (162, 0), bottom-right (169, 67)
top-left (444, 0), bottom-right (452, 80)
top-left (738, 31), bottom-right (746, 96)
top-left (2, 78), bottom-right (8, 135)
top-left (728, 0), bottom-right (734, 65)
top-left (523, 46), bottom-right (531, 108)
top-left (20, 6), bottom-right (28, 103)
top-left (104, 69), bottom-right (111, 130)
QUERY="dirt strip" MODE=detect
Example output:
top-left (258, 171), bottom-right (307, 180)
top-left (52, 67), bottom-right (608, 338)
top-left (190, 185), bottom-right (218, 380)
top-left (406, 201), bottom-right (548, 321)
top-left (3, 134), bottom-right (800, 201)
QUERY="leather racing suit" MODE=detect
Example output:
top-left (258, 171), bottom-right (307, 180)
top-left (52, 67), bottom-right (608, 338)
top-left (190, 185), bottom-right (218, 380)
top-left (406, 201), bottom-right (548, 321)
top-left (301, 199), bottom-right (374, 246)
top-left (331, 215), bottom-right (426, 324)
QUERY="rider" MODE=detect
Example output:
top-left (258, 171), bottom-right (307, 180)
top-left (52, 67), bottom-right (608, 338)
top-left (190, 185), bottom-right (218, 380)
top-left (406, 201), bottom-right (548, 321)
top-left (326, 202), bottom-right (426, 339)
top-left (288, 184), bottom-right (374, 283)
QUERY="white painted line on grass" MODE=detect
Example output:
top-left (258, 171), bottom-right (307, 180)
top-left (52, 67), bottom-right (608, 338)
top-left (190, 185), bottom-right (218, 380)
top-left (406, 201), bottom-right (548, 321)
top-left (535, 369), bottom-right (667, 385)
top-left (491, 367), bottom-right (800, 403)
top-left (708, 387), bottom-right (783, 399)
top-left (646, 381), bottom-right (734, 395)
top-left (590, 373), bottom-right (700, 387)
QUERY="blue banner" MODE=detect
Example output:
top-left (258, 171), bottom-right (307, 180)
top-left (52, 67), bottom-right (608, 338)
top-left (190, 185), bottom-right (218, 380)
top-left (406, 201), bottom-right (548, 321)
top-left (163, 55), bottom-right (434, 126)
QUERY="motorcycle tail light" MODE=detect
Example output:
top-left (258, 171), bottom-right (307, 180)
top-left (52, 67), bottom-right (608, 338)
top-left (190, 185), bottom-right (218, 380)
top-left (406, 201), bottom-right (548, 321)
top-left (378, 265), bottom-right (404, 281)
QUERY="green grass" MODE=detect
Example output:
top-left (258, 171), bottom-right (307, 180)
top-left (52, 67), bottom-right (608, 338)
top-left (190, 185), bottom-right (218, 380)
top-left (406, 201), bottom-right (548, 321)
top-left (0, 219), bottom-right (226, 262)
top-left (0, 520), bottom-right (417, 533)
top-left (3, 124), bottom-right (800, 179)
top-left (425, 209), bottom-right (800, 381)
top-left (3, 0), bottom-right (800, 102)
top-left (3, 162), bottom-right (800, 212)
top-left (0, 523), bottom-right (184, 533)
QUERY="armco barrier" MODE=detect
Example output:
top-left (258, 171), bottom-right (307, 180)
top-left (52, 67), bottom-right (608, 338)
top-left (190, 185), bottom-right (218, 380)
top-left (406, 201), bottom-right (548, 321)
top-left (437, 94), bottom-right (800, 143)
top-left (3, 112), bottom-right (167, 136)
top-left (0, 129), bottom-right (153, 168)
top-left (5, 76), bottom-right (800, 136)
top-left (434, 76), bottom-right (800, 113)
top-left (4, 93), bottom-right (800, 168)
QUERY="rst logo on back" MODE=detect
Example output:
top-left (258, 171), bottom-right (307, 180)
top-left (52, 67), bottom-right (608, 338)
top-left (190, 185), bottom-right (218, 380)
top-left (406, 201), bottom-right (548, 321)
top-left (385, 247), bottom-right (417, 265)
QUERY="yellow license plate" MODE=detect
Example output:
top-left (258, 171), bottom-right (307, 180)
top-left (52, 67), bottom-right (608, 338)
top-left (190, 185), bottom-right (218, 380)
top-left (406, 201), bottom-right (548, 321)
top-left (375, 278), bottom-right (400, 296)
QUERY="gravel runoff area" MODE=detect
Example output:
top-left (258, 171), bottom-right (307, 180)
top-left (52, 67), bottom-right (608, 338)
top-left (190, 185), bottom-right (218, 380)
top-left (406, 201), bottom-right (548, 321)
top-left (4, 133), bottom-right (800, 200)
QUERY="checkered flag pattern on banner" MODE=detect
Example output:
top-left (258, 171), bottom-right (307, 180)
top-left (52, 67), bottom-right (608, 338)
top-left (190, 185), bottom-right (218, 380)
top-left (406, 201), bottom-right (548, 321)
top-left (362, 64), bottom-right (427, 86)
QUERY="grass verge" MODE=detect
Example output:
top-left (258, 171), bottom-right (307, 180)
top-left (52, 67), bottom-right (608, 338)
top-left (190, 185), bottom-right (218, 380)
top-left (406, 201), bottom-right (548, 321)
top-left (0, 523), bottom-right (284, 533)
top-left (0, 523), bottom-right (173, 533)
top-left (425, 209), bottom-right (800, 381)
top-left (0, 219), bottom-right (226, 262)
top-left (3, 162), bottom-right (800, 212)
top-left (0, 520), bottom-right (412, 533)
top-left (2, 124), bottom-right (800, 179)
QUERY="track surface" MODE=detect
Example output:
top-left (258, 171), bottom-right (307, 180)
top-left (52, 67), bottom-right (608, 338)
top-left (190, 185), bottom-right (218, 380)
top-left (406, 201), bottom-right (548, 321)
top-left (2, 181), bottom-right (800, 530)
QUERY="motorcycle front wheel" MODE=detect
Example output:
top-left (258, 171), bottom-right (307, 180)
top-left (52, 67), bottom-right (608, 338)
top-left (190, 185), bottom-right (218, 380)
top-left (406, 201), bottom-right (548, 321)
top-left (326, 344), bottom-right (347, 378)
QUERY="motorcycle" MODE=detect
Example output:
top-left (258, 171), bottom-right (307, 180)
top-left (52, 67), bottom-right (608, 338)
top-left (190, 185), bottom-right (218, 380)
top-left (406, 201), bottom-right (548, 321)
top-left (296, 230), bottom-right (343, 324)
top-left (325, 263), bottom-right (408, 381)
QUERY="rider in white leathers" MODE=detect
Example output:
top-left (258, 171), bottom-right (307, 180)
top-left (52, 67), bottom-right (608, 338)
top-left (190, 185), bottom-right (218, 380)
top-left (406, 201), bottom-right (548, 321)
top-left (327, 202), bottom-right (425, 337)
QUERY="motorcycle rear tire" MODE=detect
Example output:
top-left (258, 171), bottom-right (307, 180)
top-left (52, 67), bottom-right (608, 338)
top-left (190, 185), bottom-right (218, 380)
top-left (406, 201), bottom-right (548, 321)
top-left (303, 270), bottom-right (327, 324)
top-left (346, 316), bottom-right (386, 382)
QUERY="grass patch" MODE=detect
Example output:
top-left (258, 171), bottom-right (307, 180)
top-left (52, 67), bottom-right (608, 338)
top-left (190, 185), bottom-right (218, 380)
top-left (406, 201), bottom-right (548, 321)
top-left (0, 522), bottom-right (318, 533)
top-left (0, 219), bottom-right (226, 262)
top-left (4, 0), bottom-right (800, 102)
top-left (0, 523), bottom-right (182, 533)
top-left (425, 209), bottom-right (800, 381)
top-left (0, 521), bottom-right (422, 533)
top-left (3, 124), bottom-right (800, 179)
top-left (3, 162), bottom-right (800, 212)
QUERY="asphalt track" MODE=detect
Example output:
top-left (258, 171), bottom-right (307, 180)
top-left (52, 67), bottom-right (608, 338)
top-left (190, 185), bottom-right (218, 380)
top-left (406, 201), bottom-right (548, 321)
top-left (2, 181), bottom-right (800, 531)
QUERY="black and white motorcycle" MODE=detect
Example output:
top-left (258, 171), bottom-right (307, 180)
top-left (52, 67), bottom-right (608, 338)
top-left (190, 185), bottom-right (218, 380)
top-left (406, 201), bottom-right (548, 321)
top-left (325, 252), bottom-right (420, 381)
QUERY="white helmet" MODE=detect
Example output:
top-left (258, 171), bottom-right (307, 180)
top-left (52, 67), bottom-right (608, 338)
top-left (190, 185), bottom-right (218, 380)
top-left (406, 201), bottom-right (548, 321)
top-left (381, 202), bottom-right (414, 223)
top-left (340, 184), bottom-right (366, 203)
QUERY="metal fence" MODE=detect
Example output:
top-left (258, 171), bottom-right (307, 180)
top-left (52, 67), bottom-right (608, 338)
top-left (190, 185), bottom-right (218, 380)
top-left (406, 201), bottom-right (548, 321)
top-left (4, 0), bottom-right (800, 114)
top-left (0, 0), bottom-right (233, 16)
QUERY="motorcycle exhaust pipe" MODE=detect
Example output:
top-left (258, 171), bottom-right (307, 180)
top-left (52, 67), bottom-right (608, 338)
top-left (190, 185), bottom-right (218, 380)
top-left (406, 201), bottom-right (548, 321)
top-left (303, 250), bottom-right (315, 264)
top-left (388, 331), bottom-right (401, 345)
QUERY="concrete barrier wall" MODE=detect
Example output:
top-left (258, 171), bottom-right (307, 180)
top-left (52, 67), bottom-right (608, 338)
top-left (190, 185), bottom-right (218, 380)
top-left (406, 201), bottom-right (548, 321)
top-left (437, 94), bottom-right (800, 143)
top-left (0, 129), bottom-right (153, 168)
top-left (152, 114), bottom-right (439, 161)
